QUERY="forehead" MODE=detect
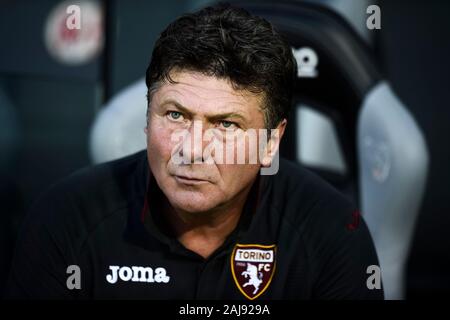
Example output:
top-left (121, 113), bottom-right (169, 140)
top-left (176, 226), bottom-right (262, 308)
top-left (152, 70), bottom-right (263, 116)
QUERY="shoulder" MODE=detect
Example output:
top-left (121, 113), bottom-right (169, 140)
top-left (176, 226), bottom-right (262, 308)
top-left (21, 150), bottom-right (147, 247)
top-left (271, 157), bottom-right (356, 224)
top-left (273, 157), bottom-right (359, 243)
top-left (6, 151), bottom-right (148, 298)
top-left (53, 149), bottom-right (146, 197)
top-left (272, 159), bottom-right (382, 298)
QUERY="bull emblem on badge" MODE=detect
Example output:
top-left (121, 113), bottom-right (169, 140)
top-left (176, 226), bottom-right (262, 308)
top-left (241, 263), bottom-right (263, 294)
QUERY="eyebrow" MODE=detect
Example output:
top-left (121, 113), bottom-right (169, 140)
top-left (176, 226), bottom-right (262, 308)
top-left (160, 99), bottom-right (193, 116)
top-left (159, 99), bottom-right (248, 122)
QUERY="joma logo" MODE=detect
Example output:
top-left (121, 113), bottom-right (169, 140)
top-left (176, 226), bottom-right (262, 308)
top-left (106, 265), bottom-right (170, 284)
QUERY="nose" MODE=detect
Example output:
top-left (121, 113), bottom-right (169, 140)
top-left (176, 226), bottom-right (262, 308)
top-left (180, 120), bottom-right (204, 164)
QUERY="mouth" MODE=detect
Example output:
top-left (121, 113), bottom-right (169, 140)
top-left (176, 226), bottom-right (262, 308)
top-left (174, 175), bottom-right (210, 186)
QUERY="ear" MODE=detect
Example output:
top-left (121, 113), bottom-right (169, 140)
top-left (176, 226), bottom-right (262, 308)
top-left (261, 119), bottom-right (287, 167)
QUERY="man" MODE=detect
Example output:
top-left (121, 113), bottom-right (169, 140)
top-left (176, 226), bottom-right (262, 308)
top-left (6, 4), bottom-right (383, 299)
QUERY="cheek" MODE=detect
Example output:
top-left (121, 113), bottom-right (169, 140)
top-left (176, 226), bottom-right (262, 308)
top-left (222, 131), bottom-right (264, 165)
top-left (147, 120), bottom-right (175, 163)
top-left (216, 164), bottom-right (260, 194)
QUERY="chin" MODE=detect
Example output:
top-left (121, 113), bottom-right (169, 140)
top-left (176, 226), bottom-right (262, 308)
top-left (167, 189), bottom-right (223, 214)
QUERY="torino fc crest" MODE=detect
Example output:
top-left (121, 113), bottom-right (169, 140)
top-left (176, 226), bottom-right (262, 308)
top-left (231, 244), bottom-right (276, 300)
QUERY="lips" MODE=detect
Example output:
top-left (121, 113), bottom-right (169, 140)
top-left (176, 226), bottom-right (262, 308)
top-left (174, 174), bottom-right (210, 185)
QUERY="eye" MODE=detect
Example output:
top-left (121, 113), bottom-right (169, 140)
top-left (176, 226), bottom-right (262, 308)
top-left (167, 111), bottom-right (183, 121)
top-left (218, 120), bottom-right (238, 130)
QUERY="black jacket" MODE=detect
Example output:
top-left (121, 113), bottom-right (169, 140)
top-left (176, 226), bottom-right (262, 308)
top-left (6, 150), bottom-right (383, 299)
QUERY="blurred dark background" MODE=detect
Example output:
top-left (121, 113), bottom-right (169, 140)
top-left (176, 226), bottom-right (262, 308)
top-left (377, 0), bottom-right (450, 297)
top-left (0, 0), bottom-right (449, 298)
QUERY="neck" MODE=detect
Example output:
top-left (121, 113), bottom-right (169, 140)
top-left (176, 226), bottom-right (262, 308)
top-left (163, 186), bottom-right (254, 259)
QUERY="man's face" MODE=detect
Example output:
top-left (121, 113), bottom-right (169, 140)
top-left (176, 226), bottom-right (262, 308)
top-left (145, 70), bottom-right (271, 214)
